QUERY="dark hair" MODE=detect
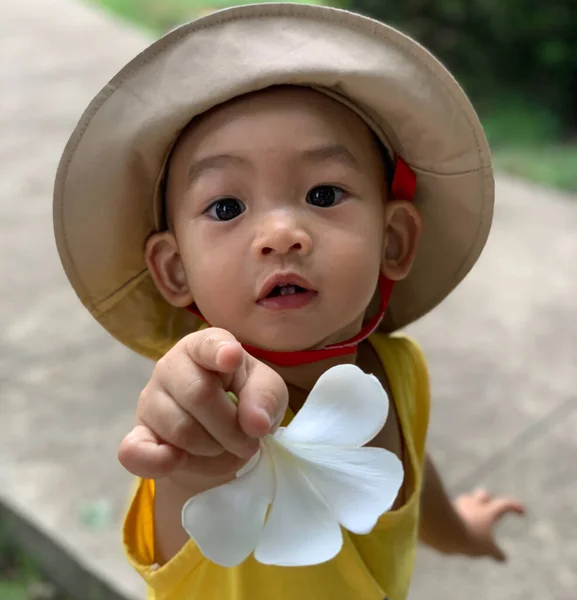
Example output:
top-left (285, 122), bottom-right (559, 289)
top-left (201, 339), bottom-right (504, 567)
top-left (376, 136), bottom-right (396, 194)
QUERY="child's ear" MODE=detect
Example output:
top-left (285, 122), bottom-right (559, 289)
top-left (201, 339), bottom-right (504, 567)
top-left (144, 231), bottom-right (194, 308)
top-left (381, 200), bottom-right (422, 281)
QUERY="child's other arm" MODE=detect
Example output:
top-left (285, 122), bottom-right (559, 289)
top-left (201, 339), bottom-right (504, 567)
top-left (418, 454), bottom-right (525, 561)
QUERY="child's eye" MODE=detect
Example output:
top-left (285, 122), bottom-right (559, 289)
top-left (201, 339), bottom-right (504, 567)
top-left (306, 185), bottom-right (347, 208)
top-left (205, 197), bottom-right (246, 221)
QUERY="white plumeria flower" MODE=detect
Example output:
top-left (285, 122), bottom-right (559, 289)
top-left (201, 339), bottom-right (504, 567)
top-left (182, 364), bottom-right (404, 568)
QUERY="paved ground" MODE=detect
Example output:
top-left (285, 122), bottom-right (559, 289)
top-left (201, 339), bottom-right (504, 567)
top-left (1, 1), bottom-right (576, 599)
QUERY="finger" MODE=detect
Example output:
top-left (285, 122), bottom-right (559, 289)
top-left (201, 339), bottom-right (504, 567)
top-left (153, 347), bottom-right (258, 458)
top-left (118, 425), bottom-right (185, 479)
top-left (489, 497), bottom-right (527, 520)
top-left (182, 328), bottom-right (244, 375)
top-left (234, 357), bottom-right (289, 438)
top-left (179, 380), bottom-right (259, 457)
top-left (176, 451), bottom-right (248, 481)
top-left (137, 389), bottom-right (225, 457)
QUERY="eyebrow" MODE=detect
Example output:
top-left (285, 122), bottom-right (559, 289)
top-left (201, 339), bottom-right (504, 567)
top-left (299, 144), bottom-right (361, 170)
top-left (186, 143), bottom-right (361, 185)
top-left (187, 154), bottom-right (250, 185)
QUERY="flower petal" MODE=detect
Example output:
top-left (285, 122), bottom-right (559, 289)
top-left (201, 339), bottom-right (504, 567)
top-left (282, 441), bottom-right (404, 534)
top-left (280, 364), bottom-right (388, 447)
top-left (254, 440), bottom-right (343, 566)
top-left (181, 447), bottom-right (274, 567)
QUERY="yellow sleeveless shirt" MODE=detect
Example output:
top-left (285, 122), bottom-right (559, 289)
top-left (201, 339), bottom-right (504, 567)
top-left (123, 334), bottom-right (430, 600)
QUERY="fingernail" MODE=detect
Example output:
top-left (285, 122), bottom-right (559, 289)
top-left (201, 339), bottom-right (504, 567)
top-left (216, 342), bottom-right (231, 363)
top-left (257, 408), bottom-right (272, 431)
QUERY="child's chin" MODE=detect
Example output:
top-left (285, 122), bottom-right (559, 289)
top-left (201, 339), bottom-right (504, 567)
top-left (244, 332), bottom-right (325, 353)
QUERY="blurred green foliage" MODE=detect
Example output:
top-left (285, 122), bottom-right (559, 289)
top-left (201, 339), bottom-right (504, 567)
top-left (0, 537), bottom-right (42, 600)
top-left (347, 0), bottom-right (577, 191)
top-left (494, 145), bottom-right (577, 192)
top-left (0, 523), bottom-right (73, 600)
top-left (347, 0), bottom-right (577, 141)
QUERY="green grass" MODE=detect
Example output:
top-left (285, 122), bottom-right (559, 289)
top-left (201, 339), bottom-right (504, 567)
top-left (482, 97), bottom-right (577, 193)
top-left (493, 145), bottom-right (577, 193)
top-left (0, 526), bottom-right (71, 600)
top-left (91, 0), bottom-right (329, 33)
top-left (0, 543), bottom-right (42, 600)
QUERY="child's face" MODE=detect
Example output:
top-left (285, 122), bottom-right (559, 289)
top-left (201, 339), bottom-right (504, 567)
top-left (147, 87), bottom-right (418, 352)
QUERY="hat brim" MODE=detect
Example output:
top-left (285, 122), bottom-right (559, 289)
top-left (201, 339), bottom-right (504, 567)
top-left (54, 3), bottom-right (493, 361)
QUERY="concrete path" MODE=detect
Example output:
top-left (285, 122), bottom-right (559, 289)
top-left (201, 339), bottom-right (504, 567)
top-left (1, 1), bottom-right (575, 599)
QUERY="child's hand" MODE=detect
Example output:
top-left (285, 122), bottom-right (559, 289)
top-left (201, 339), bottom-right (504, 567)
top-left (454, 489), bottom-right (526, 562)
top-left (118, 327), bottom-right (289, 494)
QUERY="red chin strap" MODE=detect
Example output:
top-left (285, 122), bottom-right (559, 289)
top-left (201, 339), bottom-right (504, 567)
top-left (185, 157), bottom-right (416, 367)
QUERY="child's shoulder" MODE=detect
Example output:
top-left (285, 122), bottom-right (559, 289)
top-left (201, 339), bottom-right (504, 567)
top-left (364, 332), bottom-right (431, 439)
top-left (368, 332), bottom-right (429, 375)
top-left (357, 333), bottom-right (430, 412)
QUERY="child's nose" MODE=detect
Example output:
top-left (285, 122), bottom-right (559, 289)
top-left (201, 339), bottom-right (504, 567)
top-left (252, 212), bottom-right (313, 258)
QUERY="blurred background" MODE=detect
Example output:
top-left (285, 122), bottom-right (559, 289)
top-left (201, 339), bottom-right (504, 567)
top-left (1, 1), bottom-right (576, 599)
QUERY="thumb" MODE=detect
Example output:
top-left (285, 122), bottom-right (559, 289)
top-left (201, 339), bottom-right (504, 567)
top-left (118, 424), bottom-right (185, 479)
top-left (235, 356), bottom-right (289, 439)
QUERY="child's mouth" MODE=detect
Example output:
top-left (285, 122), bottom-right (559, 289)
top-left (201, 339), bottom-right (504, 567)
top-left (257, 277), bottom-right (318, 311)
top-left (267, 284), bottom-right (308, 298)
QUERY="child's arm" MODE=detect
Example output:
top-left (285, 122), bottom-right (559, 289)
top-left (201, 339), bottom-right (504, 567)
top-left (418, 454), bottom-right (525, 560)
top-left (118, 327), bottom-right (288, 564)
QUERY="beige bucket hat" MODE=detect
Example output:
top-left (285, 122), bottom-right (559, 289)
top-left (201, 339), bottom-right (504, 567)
top-left (53, 3), bottom-right (494, 361)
